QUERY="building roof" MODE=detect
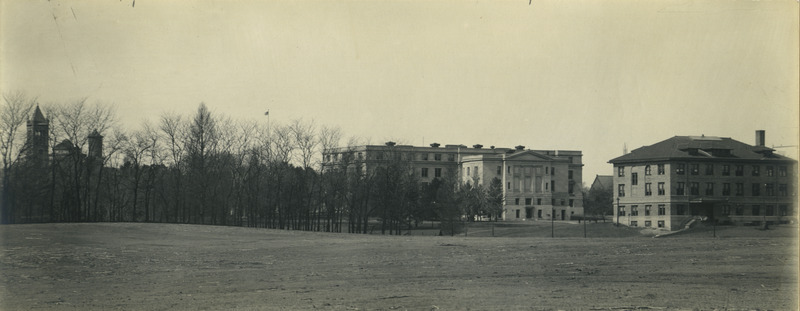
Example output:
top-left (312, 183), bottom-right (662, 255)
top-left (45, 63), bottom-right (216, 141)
top-left (590, 175), bottom-right (613, 191)
top-left (89, 129), bottom-right (103, 138)
top-left (31, 105), bottom-right (47, 123)
top-left (608, 135), bottom-right (795, 164)
top-left (54, 139), bottom-right (74, 150)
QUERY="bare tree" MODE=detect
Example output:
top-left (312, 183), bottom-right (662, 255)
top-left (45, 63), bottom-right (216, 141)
top-left (159, 112), bottom-right (188, 222)
top-left (48, 99), bottom-right (117, 222)
top-left (0, 91), bottom-right (36, 224)
top-left (290, 118), bottom-right (317, 169)
top-left (185, 103), bottom-right (219, 224)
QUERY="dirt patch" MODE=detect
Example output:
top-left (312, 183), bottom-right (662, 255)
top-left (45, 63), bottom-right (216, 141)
top-left (1, 223), bottom-right (797, 310)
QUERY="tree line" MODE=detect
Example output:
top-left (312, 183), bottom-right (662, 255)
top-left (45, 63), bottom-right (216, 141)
top-left (1, 91), bottom-right (504, 234)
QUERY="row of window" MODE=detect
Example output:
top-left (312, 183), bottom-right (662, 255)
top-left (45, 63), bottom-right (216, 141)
top-left (618, 182), bottom-right (791, 197)
top-left (620, 204), bottom-right (792, 217)
top-left (506, 166), bottom-right (569, 177)
top-left (420, 168), bottom-right (443, 178)
top-left (676, 164), bottom-right (789, 177)
top-left (619, 164), bottom-right (790, 178)
top-left (618, 204), bottom-right (668, 216)
top-left (630, 220), bottom-right (665, 228)
top-left (619, 164), bottom-right (666, 177)
top-left (511, 197), bottom-right (574, 207)
top-left (507, 180), bottom-right (575, 194)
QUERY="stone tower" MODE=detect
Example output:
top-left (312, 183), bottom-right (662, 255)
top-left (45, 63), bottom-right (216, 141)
top-left (88, 129), bottom-right (103, 159)
top-left (26, 105), bottom-right (49, 164)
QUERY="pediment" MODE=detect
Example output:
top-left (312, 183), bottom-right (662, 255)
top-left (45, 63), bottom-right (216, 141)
top-left (505, 150), bottom-right (555, 162)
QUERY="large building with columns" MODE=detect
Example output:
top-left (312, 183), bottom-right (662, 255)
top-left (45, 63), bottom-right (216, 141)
top-left (322, 143), bottom-right (584, 221)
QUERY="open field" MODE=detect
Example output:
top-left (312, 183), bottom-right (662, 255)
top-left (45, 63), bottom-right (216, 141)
top-left (1, 222), bottom-right (797, 310)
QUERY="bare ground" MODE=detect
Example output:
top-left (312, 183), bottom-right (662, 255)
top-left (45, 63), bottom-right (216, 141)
top-left (0, 222), bottom-right (797, 310)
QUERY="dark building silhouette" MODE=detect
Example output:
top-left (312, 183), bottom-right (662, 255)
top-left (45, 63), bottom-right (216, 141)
top-left (25, 105), bottom-right (49, 166)
top-left (88, 129), bottom-right (103, 160)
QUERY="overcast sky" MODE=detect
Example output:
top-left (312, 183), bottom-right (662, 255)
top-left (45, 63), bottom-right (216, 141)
top-left (2, 0), bottom-right (798, 182)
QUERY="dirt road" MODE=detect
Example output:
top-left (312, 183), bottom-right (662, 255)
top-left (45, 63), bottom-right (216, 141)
top-left (1, 223), bottom-right (796, 310)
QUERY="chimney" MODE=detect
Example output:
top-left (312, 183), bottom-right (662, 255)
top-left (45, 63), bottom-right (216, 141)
top-left (755, 130), bottom-right (765, 147)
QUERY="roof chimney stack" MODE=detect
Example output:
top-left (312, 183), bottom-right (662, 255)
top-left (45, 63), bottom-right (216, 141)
top-left (755, 130), bottom-right (765, 147)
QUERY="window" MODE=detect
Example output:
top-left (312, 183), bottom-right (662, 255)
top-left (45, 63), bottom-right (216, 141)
top-left (421, 153), bottom-right (428, 161)
top-left (766, 184), bottom-right (775, 196)
top-left (645, 165), bottom-right (652, 176)
top-left (705, 183), bottom-right (714, 195)
top-left (722, 183), bottom-right (731, 196)
top-left (508, 166), bottom-right (511, 174)
top-left (736, 183), bottom-right (744, 196)
top-left (421, 168), bottom-right (428, 178)
top-left (618, 206), bottom-right (626, 216)
top-left (690, 182), bottom-right (699, 195)
top-left (497, 166), bottom-right (502, 175)
top-left (676, 204), bottom-right (687, 215)
top-left (645, 205), bottom-right (651, 216)
top-left (645, 183), bottom-right (652, 196)
top-left (735, 165), bottom-right (744, 176)
top-left (705, 164), bottom-right (714, 175)
top-left (630, 221), bottom-right (638, 227)
top-left (516, 209), bottom-right (520, 218)
top-left (618, 166), bottom-right (625, 177)
top-left (537, 198), bottom-right (542, 205)
top-left (618, 184), bottom-right (625, 197)
top-left (722, 205), bottom-right (730, 215)
top-left (466, 167), bottom-right (470, 176)
top-left (525, 198), bottom-right (532, 205)
top-left (546, 167), bottom-right (549, 175)
top-left (631, 173), bottom-right (638, 185)
top-left (752, 183), bottom-right (760, 196)
top-left (766, 166), bottom-right (774, 177)
top-left (752, 165), bottom-right (760, 176)
top-left (551, 167), bottom-right (555, 175)
top-left (722, 165), bottom-right (730, 176)
top-left (631, 205), bottom-right (639, 216)
top-left (658, 183), bottom-right (665, 195)
top-left (752, 205), bottom-right (760, 216)
top-left (568, 183), bottom-right (574, 194)
top-left (645, 220), bottom-right (652, 227)
top-left (657, 164), bottom-right (665, 175)
top-left (448, 154), bottom-right (455, 161)
top-left (779, 166), bottom-right (788, 177)
top-left (507, 182), bottom-right (511, 190)
top-left (690, 164), bottom-right (699, 175)
top-left (551, 180), bottom-right (555, 192)
top-left (434, 154), bottom-right (441, 161)
top-left (657, 221), bottom-right (665, 228)
top-left (658, 204), bottom-right (666, 215)
top-left (676, 182), bottom-right (685, 195)
top-left (560, 199), bottom-right (565, 206)
top-left (435, 168), bottom-right (442, 178)
top-left (568, 170), bottom-right (573, 180)
top-left (676, 164), bottom-right (685, 175)
top-left (735, 206), bottom-right (744, 216)
top-left (515, 198), bottom-right (520, 205)
top-left (765, 205), bottom-right (775, 216)
top-left (779, 184), bottom-right (788, 197)
top-left (779, 205), bottom-right (789, 216)
top-left (569, 199), bottom-right (574, 207)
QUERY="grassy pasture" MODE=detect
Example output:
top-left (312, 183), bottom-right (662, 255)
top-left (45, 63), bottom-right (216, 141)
top-left (1, 222), bottom-right (797, 310)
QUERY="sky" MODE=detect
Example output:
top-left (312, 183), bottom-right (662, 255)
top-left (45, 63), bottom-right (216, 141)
top-left (1, 0), bottom-right (798, 183)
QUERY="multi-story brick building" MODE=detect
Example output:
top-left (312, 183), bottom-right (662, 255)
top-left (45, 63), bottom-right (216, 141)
top-left (608, 131), bottom-right (797, 230)
top-left (322, 143), bottom-right (584, 221)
